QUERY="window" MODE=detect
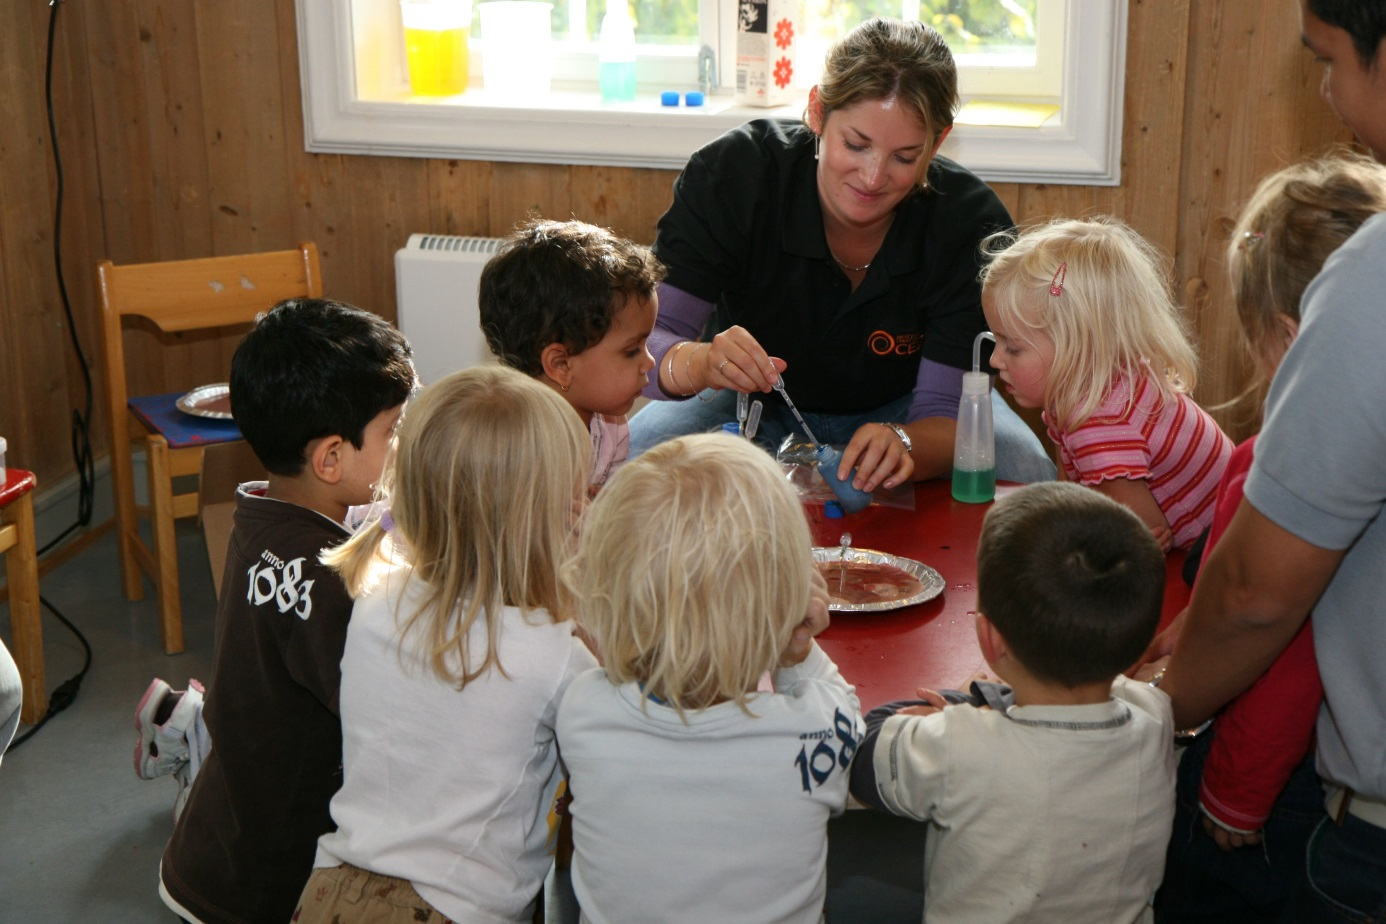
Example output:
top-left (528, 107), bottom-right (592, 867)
top-left (297, 0), bottom-right (1127, 184)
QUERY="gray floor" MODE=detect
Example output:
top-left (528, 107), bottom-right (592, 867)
top-left (0, 520), bottom-right (925, 923)
top-left (0, 523), bottom-right (216, 922)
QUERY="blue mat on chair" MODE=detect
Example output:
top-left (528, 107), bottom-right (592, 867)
top-left (128, 391), bottom-right (243, 449)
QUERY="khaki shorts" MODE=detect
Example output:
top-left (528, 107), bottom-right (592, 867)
top-left (293, 863), bottom-right (455, 923)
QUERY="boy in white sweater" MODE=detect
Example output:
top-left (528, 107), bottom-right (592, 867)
top-left (851, 481), bottom-right (1177, 923)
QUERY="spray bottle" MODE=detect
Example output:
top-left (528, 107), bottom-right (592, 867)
top-left (952, 332), bottom-right (996, 503)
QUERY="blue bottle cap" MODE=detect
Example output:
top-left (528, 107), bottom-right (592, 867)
top-left (721, 421), bottom-right (741, 435)
top-left (684, 91), bottom-right (705, 107)
top-left (660, 91), bottom-right (680, 106)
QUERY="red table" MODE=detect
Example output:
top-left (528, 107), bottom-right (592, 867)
top-left (813, 482), bottom-right (1190, 711)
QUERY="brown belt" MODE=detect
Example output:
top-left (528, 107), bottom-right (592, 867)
top-left (1327, 785), bottom-right (1386, 829)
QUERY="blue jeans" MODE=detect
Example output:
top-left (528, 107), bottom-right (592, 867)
top-left (628, 388), bottom-right (1057, 484)
top-left (1276, 810), bottom-right (1386, 922)
top-left (1154, 730), bottom-right (1325, 923)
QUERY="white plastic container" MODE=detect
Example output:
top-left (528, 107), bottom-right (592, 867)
top-left (479, 1), bottom-right (553, 97)
top-left (0, 436), bottom-right (7, 485)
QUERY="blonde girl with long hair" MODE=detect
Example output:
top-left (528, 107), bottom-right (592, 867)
top-left (1154, 150), bottom-right (1386, 922)
top-left (981, 216), bottom-right (1233, 551)
top-left (294, 365), bottom-right (598, 924)
top-left (556, 434), bottom-right (860, 924)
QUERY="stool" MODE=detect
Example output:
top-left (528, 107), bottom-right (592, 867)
top-left (0, 469), bottom-right (43, 723)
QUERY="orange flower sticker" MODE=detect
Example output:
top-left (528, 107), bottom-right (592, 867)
top-left (774, 56), bottom-right (793, 89)
top-left (775, 18), bottom-right (795, 50)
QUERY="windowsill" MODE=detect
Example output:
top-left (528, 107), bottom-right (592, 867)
top-left (297, 1), bottom-right (1127, 184)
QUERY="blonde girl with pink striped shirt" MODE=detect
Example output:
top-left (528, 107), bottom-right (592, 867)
top-left (980, 217), bottom-right (1232, 551)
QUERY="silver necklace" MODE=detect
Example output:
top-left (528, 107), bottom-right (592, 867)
top-left (827, 246), bottom-right (870, 273)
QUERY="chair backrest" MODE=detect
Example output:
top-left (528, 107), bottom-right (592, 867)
top-left (97, 243), bottom-right (323, 424)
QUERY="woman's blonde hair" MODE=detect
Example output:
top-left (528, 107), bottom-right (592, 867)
top-left (807, 17), bottom-right (957, 189)
top-left (980, 216), bottom-right (1198, 431)
top-left (567, 434), bottom-right (812, 717)
top-left (325, 365), bottom-right (588, 688)
top-left (1229, 149), bottom-right (1386, 368)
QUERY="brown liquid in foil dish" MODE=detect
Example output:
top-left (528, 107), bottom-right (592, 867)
top-left (816, 560), bottom-right (924, 607)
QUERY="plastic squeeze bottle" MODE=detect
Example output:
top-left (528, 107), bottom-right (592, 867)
top-left (952, 332), bottom-right (996, 503)
top-left (598, 0), bottom-right (637, 102)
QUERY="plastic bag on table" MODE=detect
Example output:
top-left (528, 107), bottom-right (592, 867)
top-left (775, 436), bottom-right (916, 512)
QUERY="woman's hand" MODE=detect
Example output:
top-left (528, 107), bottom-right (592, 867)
top-left (701, 325), bottom-right (787, 394)
top-left (781, 568), bottom-right (831, 666)
top-left (837, 423), bottom-right (915, 492)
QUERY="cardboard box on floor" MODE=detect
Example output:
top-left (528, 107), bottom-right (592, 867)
top-left (198, 440), bottom-right (264, 600)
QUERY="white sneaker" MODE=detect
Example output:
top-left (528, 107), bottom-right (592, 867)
top-left (133, 678), bottom-right (206, 781)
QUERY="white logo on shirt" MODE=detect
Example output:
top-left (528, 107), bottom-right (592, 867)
top-left (246, 550), bottom-right (315, 620)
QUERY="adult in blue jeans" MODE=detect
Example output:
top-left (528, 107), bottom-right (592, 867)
top-left (1158, 3), bottom-right (1386, 921)
top-left (630, 18), bottom-right (1054, 490)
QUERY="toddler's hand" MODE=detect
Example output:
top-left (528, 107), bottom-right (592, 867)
top-left (781, 569), bottom-right (830, 666)
top-left (897, 688), bottom-right (949, 717)
top-left (1201, 813), bottom-right (1261, 851)
top-left (1151, 523), bottom-right (1174, 553)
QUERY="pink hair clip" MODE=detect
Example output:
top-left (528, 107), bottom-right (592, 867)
top-left (1048, 261), bottom-right (1067, 297)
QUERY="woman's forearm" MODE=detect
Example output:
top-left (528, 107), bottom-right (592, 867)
top-left (644, 282), bottom-right (715, 400)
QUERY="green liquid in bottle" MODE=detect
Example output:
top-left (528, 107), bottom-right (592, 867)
top-left (952, 467), bottom-right (996, 504)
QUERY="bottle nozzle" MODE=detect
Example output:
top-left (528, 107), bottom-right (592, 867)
top-left (972, 331), bottom-right (995, 374)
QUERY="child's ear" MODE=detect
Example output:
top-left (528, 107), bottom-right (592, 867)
top-left (539, 342), bottom-right (572, 389)
top-left (1276, 314), bottom-right (1300, 350)
top-left (974, 612), bottom-right (1008, 668)
top-left (307, 434), bottom-right (346, 485)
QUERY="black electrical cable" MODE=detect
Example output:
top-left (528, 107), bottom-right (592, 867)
top-left (5, 595), bottom-right (93, 754)
top-left (37, 0), bottom-right (97, 558)
top-left (6, 0), bottom-right (94, 755)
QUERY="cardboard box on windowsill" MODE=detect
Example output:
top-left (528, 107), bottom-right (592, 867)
top-left (198, 440), bottom-right (264, 600)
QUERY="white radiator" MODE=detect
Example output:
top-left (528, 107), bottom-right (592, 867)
top-left (394, 233), bottom-right (504, 386)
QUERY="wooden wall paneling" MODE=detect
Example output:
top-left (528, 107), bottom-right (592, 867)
top-left (55, 3), bottom-right (116, 471)
top-left (342, 155), bottom-right (436, 324)
top-left (1175, 3), bottom-right (1352, 438)
top-left (567, 165), bottom-right (676, 244)
top-left (487, 163), bottom-right (573, 234)
top-left (426, 159), bottom-right (494, 239)
top-left (0, 3), bottom-right (73, 478)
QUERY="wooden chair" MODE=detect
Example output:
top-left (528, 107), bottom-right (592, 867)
top-left (98, 244), bottom-right (322, 654)
top-left (1, 468), bottom-right (43, 723)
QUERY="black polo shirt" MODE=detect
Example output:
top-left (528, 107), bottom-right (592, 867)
top-left (653, 119), bottom-right (1013, 414)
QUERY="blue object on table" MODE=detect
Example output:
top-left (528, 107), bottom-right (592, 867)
top-left (128, 391), bottom-right (242, 449)
top-left (684, 91), bottom-right (704, 107)
top-left (660, 90), bottom-right (680, 106)
top-left (816, 445), bottom-right (873, 514)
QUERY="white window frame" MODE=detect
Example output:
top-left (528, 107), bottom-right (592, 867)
top-left (296, 0), bottom-right (1127, 185)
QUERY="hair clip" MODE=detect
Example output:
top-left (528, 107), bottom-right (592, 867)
top-left (1048, 261), bottom-right (1067, 297)
top-left (379, 509), bottom-right (395, 534)
top-left (1242, 231), bottom-right (1264, 248)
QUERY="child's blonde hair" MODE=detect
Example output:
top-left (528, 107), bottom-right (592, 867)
top-left (325, 365), bottom-right (588, 688)
top-left (981, 216), bottom-right (1197, 431)
top-left (568, 434), bottom-right (812, 717)
top-left (1229, 149), bottom-right (1386, 368)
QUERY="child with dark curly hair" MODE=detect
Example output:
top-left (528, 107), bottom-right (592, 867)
top-left (480, 218), bottom-right (665, 490)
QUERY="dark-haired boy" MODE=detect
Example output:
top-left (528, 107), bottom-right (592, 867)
top-left (850, 482), bottom-right (1175, 923)
top-left (158, 298), bottom-right (415, 924)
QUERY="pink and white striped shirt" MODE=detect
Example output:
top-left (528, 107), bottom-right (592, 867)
top-left (1044, 375), bottom-right (1232, 549)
